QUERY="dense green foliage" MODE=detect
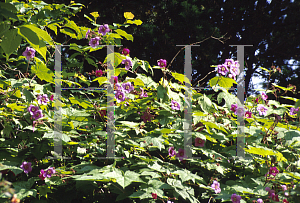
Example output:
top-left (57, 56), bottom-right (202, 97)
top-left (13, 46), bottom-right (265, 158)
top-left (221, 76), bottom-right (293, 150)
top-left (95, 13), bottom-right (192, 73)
top-left (0, 1), bottom-right (300, 203)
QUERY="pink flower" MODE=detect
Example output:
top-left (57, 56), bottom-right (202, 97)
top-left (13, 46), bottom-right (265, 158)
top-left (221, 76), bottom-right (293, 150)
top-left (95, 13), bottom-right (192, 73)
top-left (231, 193), bottom-right (241, 203)
top-left (228, 73), bottom-right (236, 80)
top-left (95, 70), bottom-right (103, 77)
top-left (230, 104), bottom-right (238, 112)
top-left (283, 199), bottom-right (289, 203)
top-left (122, 58), bottom-right (132, 70)
top-left (50, 95), bottom-right (54, 101)
top-left (257, 198), bottom-right (263, 203)
top-left (141, 112), bottom-right (153, 123)
top-left (139, 88), bottom-right (148, 98)
top-left (22, 47), bottom-right (36, 61)
top-left (265, 187), bottom-right (271, 192)
top-left (168, 147), bottom-right (176, 157)
top-left (98, 24), bottom-right (110, 36)
top-left (122, 48), bottom-right (130, 56)
top-left (261, 92), bottom-right (268, 101)
top-left (235, 107), bottom-right (244, 117)
top-left (218, 64), bottom-right (229, 76)
top-left (211, 180), bottom-right (221, 194)
top-left (99, 110), bottom-right (106, 117)
top-left (229, 63), bottom-right (240, 76)
top-left (290, 107), bottom-right (299, 115)
top-left (37, 94), bottom-right (50, 105)
top-left (20, 162), bottom-right (32, 174)
top-left (171, 100), bottom-right (180, 110)
top-left (151, 193), bottom-right (157, 199)
top-left (257, 104), bottom-right (268, 116)
top-left (89, 37), bottom-right (100, 48)
top-left (176, 148), bottom-right (187, 161)
top-left (270, 193), bottom-right (279, 202)
top-left (269, 166), bottom-right (279, 176)
top-left (157, 59), bottom-right (167, 68)
top-left (224, 59), bottom-right (234, 66)
top-left (245, 111), bottom-right (252, 118)
top-left (281, 185), bottom-right (287, 191)
top-left (85, 29), bottom-right (90, 39)
top-left (195, 137), bottom-right (205, 147)
top-left (39, 169), bottom-right (46, 181)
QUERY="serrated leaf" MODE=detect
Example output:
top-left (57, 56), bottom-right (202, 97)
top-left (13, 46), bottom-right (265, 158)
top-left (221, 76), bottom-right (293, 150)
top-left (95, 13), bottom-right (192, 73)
top-left (31, 58), bottom-right (54, 84)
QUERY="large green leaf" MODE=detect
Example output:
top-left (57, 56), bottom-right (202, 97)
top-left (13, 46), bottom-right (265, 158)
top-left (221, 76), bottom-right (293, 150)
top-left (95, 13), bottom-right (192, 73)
top-left (18, 26), bottom-right (47, 61)
top-left (115, 29), bottom-right (133, 41)
top-left (0, 29), bottom-right (21, 59)
top-left (105, 169), bottom-right (145, 189)
top-left (198, 94), bottom-right (212, 113)
top-left (20, 24), bottom-right (53, 45)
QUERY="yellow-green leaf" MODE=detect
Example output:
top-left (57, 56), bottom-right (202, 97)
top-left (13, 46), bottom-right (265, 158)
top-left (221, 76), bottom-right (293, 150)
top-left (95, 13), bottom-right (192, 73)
top-left (92, 77), bottom-right (107, 86)
top-left (7, 103), bottom-right (26, 111)
top-left (126, 19), bottom-right (143, 26)
top-left (31, 58), bottom-right (54, 84)
top-left (90, 12), bottom-right (99, 18)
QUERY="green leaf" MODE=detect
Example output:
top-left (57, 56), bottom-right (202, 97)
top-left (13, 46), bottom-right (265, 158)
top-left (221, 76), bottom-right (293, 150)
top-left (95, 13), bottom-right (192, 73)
top-left (6, 103), bottom-right (25, 111)
top-left (209, 76), bottom-right (237, 89)
top-left (60, 27), bottom-right (77, 38)
top-left (105, 169), bottom-right (145, 189)
top-left (20, 24), bottom-right (53, 45)
top-left (47, 23), bottom-right (59, 35)
top-left (0, 8), bottom-right (18, 21)
top-left (37, 185), bottom-right (51, 197)
top-left (65, 20), bottom-right (82, 39)
top-left (0, 29), bottom-right (21, 59)
top-left (157, 85), bottom-right (167, 102)
top-left (259, 66), bottom-right (271, 72)
top-left (198, 94), bottom-right (212, 113)
top-left (114, 29), bottom-right (133, 41)
top-left (31, 58), bottom-right (54, 84)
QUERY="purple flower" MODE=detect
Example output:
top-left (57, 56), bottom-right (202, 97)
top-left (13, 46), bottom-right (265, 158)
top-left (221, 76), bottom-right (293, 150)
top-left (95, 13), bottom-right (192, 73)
top-left (257, 198), bottom-right (263, 203)
top-left (85, 29), bottom-right (90, 39)
top-left (233, 61), bottom-right (240, 70)
top-left (235, 107), bottom-right (244, 117)
top-left (122, 82), bottom-right (134, 93)
top-left (195, 137), bottom-right (205, 147)
top-left (257, 104), bottom-right (268, 116)
top-left (231, 193), bottom-right (242, 203)
top-left (218, 64), bottom-right (229, 76)
top-left (168, 147), bottom-right (176, 157)
top-left (27, 104), bottom-right (39, 115)
top-left (115, 83), bottom-right (123, 91)
top-left (43, 167), bottom-right (55, 178)
top-left (122, 48), bottom-right (130, 56)
top-left (176, 148), bottom-right (187, 161)
top-left (290, 107), bottom-right (299, 115)
top-left (167, 201), bottom-right (174, 203)
top-left (211, 180), bottom-right (221, 194)
top-left (37, 94), bottom-right (49, 105)
top-left (108, 111), bottom-right (114, 120)
top-left (261, 92), bottom-right (268, 101)
top-left (157, 59), bottom-right (167, 68)
top-left (229, 65), bottom-right (239, 76)
top-left (265, 187), bottom-right (271, 192)
top-left (171, 100), bottom-right (180, 110)
top-left (32, 109), bottom-right (43, 120)
top-left (230, 104), bottom-right (238, 112)
top-left (50, 95), bottom-right (54, 101)
top-left (115, 90), bottom-right (125, 103)
top-left (89, 37), bottom-right (100, 48)
top-left (20, 162), bottom-right (32, 174)
top-left (224, 59), bottom-right (235, 67)
top-left (22, 47), bottom-right (36, 61)
top-left (98, 24), bottom-right (110, 36)
top-left (121, 58), bottom-right (132, 70)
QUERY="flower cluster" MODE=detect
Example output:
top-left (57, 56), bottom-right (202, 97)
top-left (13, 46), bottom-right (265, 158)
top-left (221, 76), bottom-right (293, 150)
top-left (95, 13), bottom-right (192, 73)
top-left (230, 104), bottom-right (253, 118)
top-left (85, 24), bottom-right (111, 48)
top-left (217, 59), bottom-right (240, 80)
